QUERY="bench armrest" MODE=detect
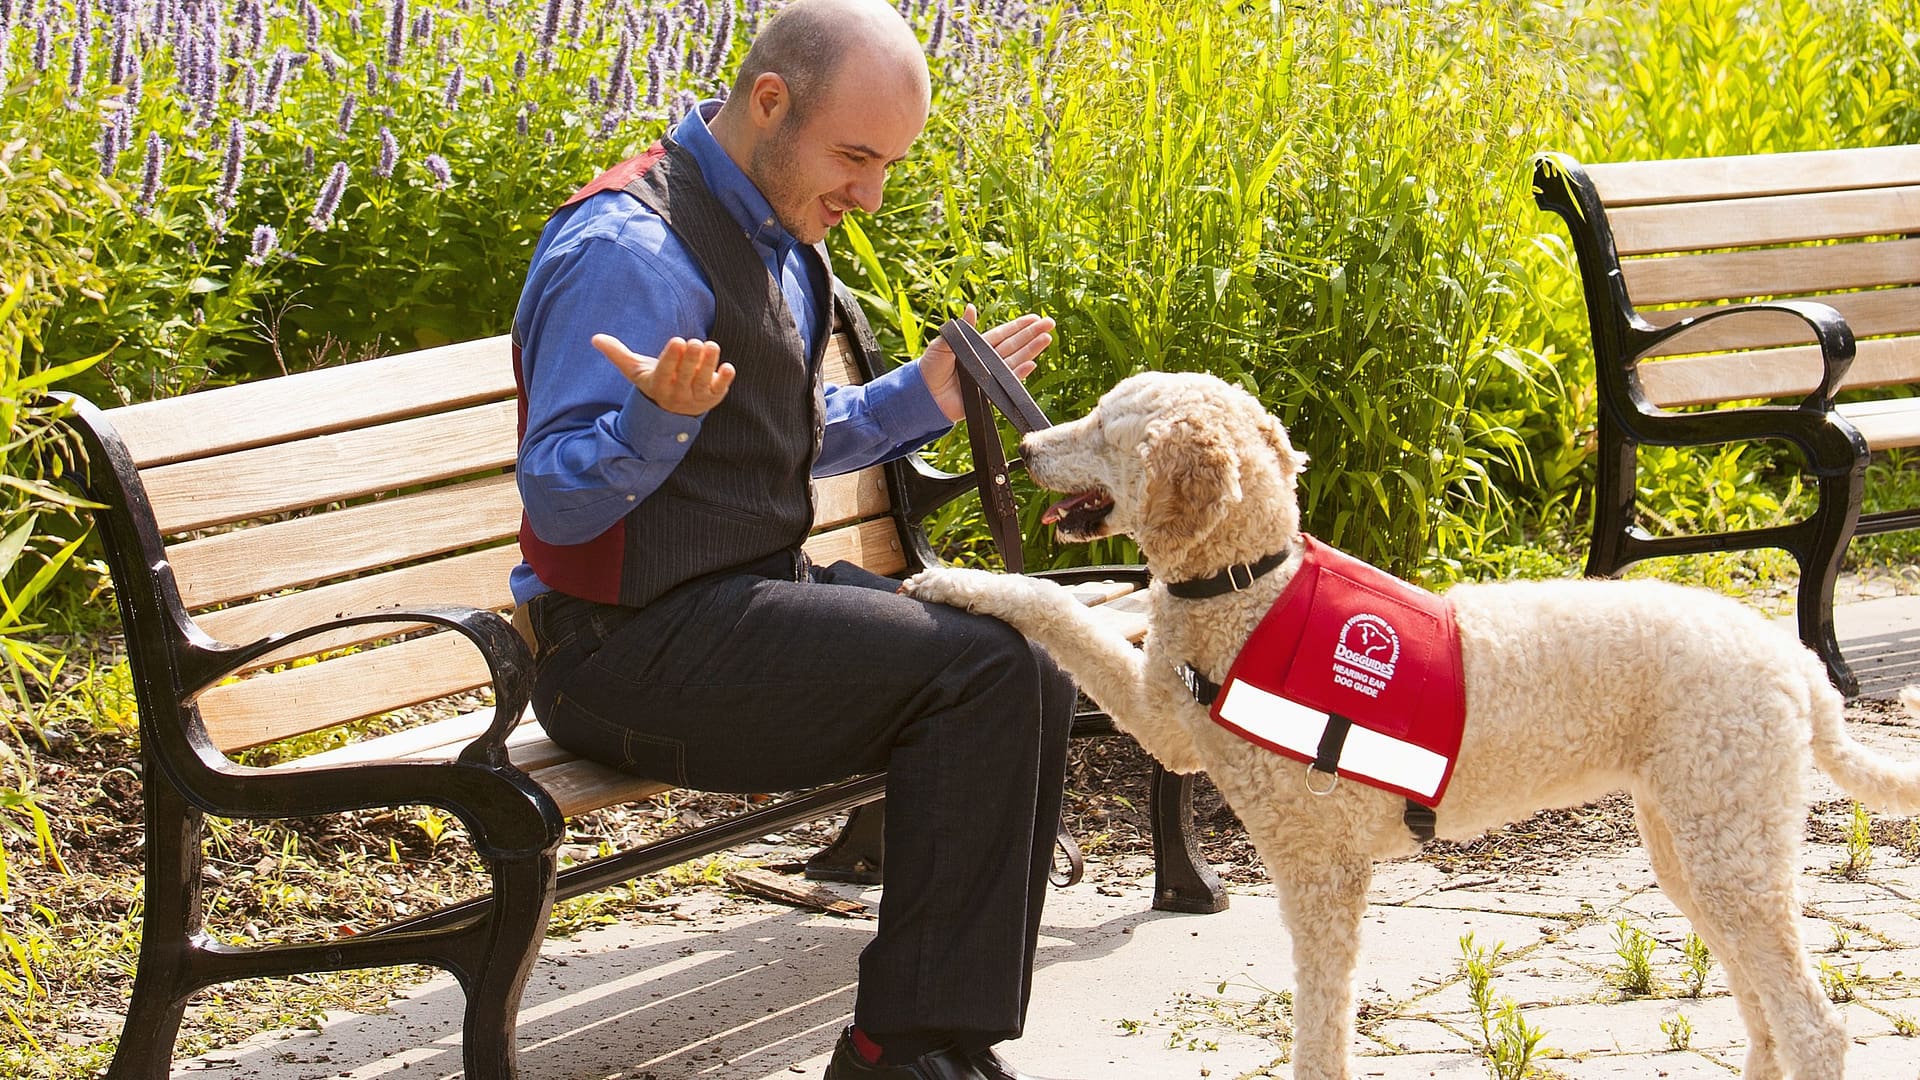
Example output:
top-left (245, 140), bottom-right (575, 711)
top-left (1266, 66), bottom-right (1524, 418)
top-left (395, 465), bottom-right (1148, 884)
top-left (184, 604), bottom-right (534, 769)
top-left (1629, 298), bottom-right (1858, 411)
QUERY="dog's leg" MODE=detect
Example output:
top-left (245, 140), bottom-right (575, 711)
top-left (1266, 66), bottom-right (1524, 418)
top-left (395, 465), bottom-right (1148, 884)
top-left (1643, 794), bottom-right (1846, 1080)
top-left (902, 567), bottom-right (1209, 772)
top-left (1635, 799), bottom-right (1785, 1079)
top-left (1270, 847), bottom-right (1373, 1080)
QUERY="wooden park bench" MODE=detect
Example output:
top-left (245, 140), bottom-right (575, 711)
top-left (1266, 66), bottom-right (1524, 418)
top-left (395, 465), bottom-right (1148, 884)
top-left (1534, 144), bottom-right (1920, 696)
top-left (58, 284), bottom-right (1224, 1080)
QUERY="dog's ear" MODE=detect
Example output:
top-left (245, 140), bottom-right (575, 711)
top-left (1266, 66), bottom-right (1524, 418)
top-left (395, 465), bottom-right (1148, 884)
top-left (1259, 412), bottom-right (1308, 483)
top-left (1139, 415), bottom-right (1242, 555)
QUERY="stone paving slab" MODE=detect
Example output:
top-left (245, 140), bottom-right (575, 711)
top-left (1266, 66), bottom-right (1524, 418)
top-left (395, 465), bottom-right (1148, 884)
top-left (167, 593), bottom-right (1920, 1079)
top-left (172, 842), bottom-right (1920, 1080)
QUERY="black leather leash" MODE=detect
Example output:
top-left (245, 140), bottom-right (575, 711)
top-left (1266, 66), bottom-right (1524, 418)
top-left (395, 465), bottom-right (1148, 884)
top-left (936, 317), bottom-right (1091, 882)
top-left (939, 317), bottom-right (1051, 575)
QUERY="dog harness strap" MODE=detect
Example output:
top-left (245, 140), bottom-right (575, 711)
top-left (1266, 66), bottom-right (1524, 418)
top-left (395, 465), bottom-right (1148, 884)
top-left (1183, 665), bottom-right (1222, 706)
top-left (1314, 713), bottom-right (1353, 776)
top-left (1164, 546), bottom-right (1296, 600)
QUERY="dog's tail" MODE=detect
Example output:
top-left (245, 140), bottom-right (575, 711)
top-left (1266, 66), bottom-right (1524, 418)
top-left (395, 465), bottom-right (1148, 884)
top-left (1807, 671), bottom-right (1920, 814)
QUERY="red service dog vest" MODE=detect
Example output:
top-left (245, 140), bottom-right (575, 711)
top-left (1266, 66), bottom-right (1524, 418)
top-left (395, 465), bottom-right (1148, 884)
top-left (1207, 537), bottom-right (1465, 806)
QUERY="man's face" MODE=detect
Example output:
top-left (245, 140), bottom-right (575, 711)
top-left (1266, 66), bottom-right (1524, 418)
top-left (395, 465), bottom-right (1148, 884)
top-left (748, 73), bottom-right (928, 245)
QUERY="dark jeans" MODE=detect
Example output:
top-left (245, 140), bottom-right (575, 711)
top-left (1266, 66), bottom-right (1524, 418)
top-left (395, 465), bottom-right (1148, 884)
top-left (527, 557), bottom-right (1076, 1047)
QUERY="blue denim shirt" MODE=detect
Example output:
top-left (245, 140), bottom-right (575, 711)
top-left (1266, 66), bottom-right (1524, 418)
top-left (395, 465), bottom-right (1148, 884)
top-left (510, 101), bottom-right (952, 604)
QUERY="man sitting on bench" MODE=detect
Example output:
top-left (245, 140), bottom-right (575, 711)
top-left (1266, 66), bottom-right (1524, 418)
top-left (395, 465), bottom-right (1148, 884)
top-left (509, 1), bottom-right (1077, 1077)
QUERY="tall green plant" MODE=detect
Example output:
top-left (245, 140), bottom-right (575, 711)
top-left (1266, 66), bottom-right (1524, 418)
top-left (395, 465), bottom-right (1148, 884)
top-left (866, 0), bottom-right (1577, 577)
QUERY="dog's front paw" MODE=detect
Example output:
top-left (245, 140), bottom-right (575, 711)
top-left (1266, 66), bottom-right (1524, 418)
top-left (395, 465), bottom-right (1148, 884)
top-left (900, 566), bottom-right (1016, 615)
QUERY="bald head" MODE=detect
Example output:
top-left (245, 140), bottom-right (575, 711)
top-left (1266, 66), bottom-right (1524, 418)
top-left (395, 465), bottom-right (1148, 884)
top-left (726, 0), bottom-right (930, 123)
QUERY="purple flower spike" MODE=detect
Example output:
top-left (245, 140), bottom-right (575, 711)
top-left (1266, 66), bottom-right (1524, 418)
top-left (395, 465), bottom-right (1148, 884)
top-left (384, 0), bottom-right (406, 70)
top-left (338, 91), bottom-right (357, 134)
top-left (423, 152), bottom-right (451, 190)
top-left (308, 160), bottom-right (349, 229)
top-left (537, 0), bottom-right (560, 52)
top-left (135, 133), bottom-right (165, 214)
top-left (302, 0), bottom-right (320, 49)
top-left (262, 48), bottom-right (290, 110)
top-left (32, 19), bottom-right (49, 73)
top-left (218, 118), bottom-right (245, 210)
top-left (442, 62), bottom-right (462, 109)
top-left (668, 88), bottom-right (695, 127)
top-left (512, 50), bottom-right (527, 82)
top-left (66, 10), bottom-right (89, 96)
top-left (246, 223), bottom-right (278, 266)
top-left (584, 74), bottom-right (599, 105)
top-left (706, 2), bottom-right (733, 78)
top-left (926, 2), bottom-right (946, 54)
top-left (364, 58), bottom-right (377, 93)
top-left (375, 125), bottom-right (397, 177)
top-left (97, 118), bottom-right (123, 178)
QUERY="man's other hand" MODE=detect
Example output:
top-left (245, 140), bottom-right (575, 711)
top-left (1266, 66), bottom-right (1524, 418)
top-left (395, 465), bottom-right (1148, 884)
top-left (919, 306), bottom-right (1055, 422)
top-left (593, 333), bottom-right (736, 416)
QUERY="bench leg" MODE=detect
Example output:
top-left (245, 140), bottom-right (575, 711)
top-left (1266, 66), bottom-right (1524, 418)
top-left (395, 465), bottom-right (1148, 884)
top-left (459, 848), bottom-right (560, 1080)
top-left (1149, 763), bottom-right (1227, 913)
top-left (108, 780), bottom-right (205, 1080)
top-left (804, 799), bottom-right (886, 885)
top-left (1798, 470), bottom-right (1863, 697)
top-left (1586, 416), bottom-right (1638, 579)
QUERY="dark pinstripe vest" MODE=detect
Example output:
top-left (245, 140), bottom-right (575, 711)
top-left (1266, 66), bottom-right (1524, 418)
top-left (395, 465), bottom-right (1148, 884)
top-left (515, 139), bottom-right (830, 607)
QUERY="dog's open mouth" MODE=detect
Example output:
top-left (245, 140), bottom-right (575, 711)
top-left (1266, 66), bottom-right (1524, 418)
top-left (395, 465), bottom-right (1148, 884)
top-left (1041, 489), bottom-right (1114, 539)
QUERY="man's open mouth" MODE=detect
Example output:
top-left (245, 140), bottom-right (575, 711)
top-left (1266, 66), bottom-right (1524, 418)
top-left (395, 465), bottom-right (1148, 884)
top-left (1041, 489), bottom-right (1114, 538)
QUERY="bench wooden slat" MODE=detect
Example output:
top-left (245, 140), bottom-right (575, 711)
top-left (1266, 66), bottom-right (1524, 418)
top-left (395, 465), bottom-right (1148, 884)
top-left (813, 467), bottom-right (891, 532)
top-left (104, 337), bottom-right (518, 468)
top-left (197, 630), bottom-right (495, 751)
top-left (1637, 335), bottom-right (1920, 408)
top-left (1837, 400), bottom-right (1920, 451)
top-left (165, 466), bottom-right (892, 614)
top-left (167, 473), bottom-right (523, 610)
top-left (143, 401), bottom-right (520, 535)
top-left (1640, 287), bottom-right (1920, 358)
top-left (801, 517), bottom-right (908, 576)
top-left (1607, 185), bottom-right (1920, 257)
top-left (528, 760), bottom-right (675, 819)
top-left (193, 544), bottom-right (523, 670)
top-left (1585, 145), bottom-right (1920, 208)
top-left (1621, 237), bottom-right (1920, 307)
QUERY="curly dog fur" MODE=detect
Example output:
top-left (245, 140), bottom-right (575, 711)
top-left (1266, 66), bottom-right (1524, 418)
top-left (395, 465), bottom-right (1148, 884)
top-left (903, 371), bottom-right (1920, 1080)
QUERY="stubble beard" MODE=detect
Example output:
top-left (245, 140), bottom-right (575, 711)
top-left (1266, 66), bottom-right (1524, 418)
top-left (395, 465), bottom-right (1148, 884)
top-left (748, 119), bottom-right (827, 246)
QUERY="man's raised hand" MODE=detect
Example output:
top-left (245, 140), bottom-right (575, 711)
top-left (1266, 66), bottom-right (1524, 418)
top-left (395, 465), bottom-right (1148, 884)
top-left (917, 306), bottom-right (1055, 422)
top-left (592, 333), bottom-right (736, 416)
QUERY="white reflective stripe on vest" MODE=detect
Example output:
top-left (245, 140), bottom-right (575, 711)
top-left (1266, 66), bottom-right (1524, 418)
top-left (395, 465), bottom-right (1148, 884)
top-left (1215, 679), bottom-right (1449, 800)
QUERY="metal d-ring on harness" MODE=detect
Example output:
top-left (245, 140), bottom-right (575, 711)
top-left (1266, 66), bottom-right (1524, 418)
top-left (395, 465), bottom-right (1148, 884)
top-left (1170, 550), bottom-right (1438, 845)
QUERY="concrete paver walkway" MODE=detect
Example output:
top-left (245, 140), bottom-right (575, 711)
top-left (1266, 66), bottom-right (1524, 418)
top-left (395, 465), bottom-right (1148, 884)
top-left (172, 592), bottom-right (1920, 1080)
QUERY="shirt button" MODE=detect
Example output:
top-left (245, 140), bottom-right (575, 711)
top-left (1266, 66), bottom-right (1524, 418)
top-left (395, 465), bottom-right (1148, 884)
top-left (676, 432), bottom-right (690, 443)
top-left (626, 494), bottom-right (637, 502)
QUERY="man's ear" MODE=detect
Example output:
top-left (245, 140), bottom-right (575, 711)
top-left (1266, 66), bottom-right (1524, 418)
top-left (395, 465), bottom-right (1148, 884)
top-left (746, 72), bottom-right (791, 130)
top-left (1139, 416), bottom-right (1242, 558)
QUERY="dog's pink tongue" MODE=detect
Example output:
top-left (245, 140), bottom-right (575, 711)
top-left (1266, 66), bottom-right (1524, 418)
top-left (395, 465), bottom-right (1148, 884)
top-left (1042, 492), bottom-right (1100, 525)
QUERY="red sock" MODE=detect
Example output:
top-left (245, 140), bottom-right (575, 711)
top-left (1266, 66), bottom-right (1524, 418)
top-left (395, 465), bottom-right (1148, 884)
top-left (850, 1026), bottom-right (885, 1066)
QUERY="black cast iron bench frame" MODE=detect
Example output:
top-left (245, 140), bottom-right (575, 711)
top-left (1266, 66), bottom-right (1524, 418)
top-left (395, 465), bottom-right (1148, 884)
top-left (58, 286), bottom-right (1226, 1080)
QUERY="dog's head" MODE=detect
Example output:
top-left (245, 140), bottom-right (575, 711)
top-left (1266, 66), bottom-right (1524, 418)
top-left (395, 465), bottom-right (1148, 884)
top-left (1022, 371), bottom-right (1308, 577)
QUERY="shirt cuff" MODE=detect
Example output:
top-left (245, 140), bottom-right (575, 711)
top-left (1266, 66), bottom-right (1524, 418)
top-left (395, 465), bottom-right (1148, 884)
top-left (865, 360), bottom-right (955, 445)
top-left (616, 384), bottom-right (704, 460)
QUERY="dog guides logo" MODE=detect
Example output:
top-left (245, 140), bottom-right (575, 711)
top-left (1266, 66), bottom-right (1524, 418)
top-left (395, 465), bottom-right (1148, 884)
top-left (1332, 613), bottom-right (1398, 698)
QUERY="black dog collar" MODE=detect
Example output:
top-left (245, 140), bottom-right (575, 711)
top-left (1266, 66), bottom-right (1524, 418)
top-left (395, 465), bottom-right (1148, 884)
top-left (1164, 546), bottom-right (1296, 600)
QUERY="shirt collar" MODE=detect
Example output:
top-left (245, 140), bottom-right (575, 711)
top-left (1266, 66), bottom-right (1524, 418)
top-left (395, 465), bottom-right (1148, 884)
top-left (671, 99), bottom-right (800, 252)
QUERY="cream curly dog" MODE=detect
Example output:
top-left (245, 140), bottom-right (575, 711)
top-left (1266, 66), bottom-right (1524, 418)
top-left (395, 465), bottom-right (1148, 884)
top-left (903, 371), bottom-right (1920, 1080)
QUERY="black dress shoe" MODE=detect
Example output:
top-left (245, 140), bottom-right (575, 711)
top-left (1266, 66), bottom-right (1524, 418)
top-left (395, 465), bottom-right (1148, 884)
top-left (964, 1046), bottom-right (1078, 1080)
top-left (822, 1027), bottom-right (986, 1079)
